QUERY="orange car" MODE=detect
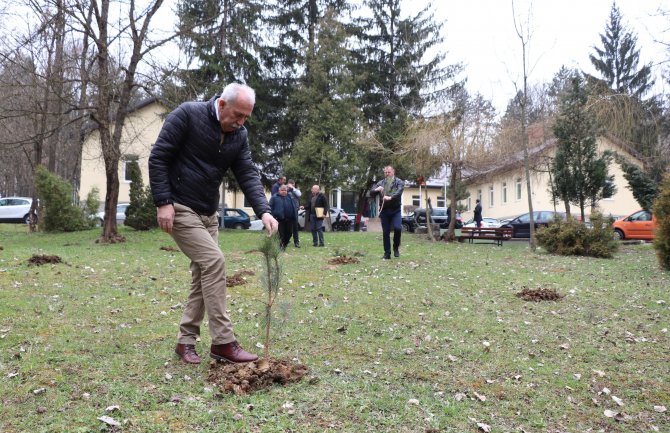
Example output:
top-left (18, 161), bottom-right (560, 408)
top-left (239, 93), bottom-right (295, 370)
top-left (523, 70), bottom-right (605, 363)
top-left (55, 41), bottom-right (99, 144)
top-left (612, 209), bottom-right (656, 240)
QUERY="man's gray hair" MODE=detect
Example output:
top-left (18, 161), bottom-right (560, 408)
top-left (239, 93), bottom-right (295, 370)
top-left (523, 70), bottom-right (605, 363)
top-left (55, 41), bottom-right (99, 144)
top-left (221, 83), bottom-right (256, 105)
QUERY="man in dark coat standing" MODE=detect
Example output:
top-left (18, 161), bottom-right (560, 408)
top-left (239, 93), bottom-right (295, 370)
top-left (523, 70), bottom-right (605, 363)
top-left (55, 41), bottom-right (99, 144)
top-left (370, 166), bottom-right (404, 259)
top-left (474, 199), bottom-right (483, 228)
top-left (149, 83), bottom-right (278, 365)
top-left (269, 185), bottom-right (296, 250)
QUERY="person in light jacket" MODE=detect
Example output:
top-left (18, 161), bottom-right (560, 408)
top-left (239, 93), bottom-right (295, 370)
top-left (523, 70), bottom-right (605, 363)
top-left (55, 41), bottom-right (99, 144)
top-left (370, 166), bottom-right (404, 259)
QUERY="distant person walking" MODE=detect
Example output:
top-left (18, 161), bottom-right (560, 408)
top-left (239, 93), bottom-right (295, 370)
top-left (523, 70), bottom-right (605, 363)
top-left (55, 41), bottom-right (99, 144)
top-left (269, 185), bottom-right (296, 250)
top-left (370, 166), bottom-right (404, 259)
top-left (287, 180), bottom-right (302, 248)
top-left (474, 199), bottom-right (483, 228)
top-left (304, 185), bottom-right (328, 247)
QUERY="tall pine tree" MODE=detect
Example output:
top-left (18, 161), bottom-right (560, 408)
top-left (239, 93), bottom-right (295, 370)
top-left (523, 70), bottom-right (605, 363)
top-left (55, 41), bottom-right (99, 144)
top-left (552, 73), bottom-right (614, 222)
top-left (588, 2), bottom-right (654, 98)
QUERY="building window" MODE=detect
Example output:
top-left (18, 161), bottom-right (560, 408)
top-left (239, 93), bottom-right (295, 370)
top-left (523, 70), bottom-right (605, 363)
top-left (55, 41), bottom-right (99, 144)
top-left (467, 197), bottom-right (471, 211)
top-left (516, 177), bottom-right (522, 200)
top-left (243, 195), bottom-right (251, 207)
top-left (412, 195), bottom-right (420, 207)
top-left (437, 196), bottom-right (445, 208)
top-left (488, 185), bottom-right (494, 207)
top-left (477, 189), bottom-right (482, 203)
top-left (502, 182), bottom-right (507, 204)
top-left (122, 160), bottom-right (133, 182)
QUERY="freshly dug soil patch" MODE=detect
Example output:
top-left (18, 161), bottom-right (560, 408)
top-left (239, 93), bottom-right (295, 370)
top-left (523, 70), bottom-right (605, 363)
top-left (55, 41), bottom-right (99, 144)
top-left (160, 246), bottom-right (180, 252)
top-left (227, 269), bottom-right (256, 287)
top-left (208, 358), bottom-right (308, 395)
top-left (27, 254), bottom-right (62, 266)
top-left (328, 255), bottom-right (360, 265)
top-left (516, 287), bottom-right (564, 302)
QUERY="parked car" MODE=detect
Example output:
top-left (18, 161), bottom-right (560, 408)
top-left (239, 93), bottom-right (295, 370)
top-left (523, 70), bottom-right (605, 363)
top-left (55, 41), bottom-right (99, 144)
top-left (612, 209), bottom-right (656, 240)
top-left (218, 207), bottom-right (251, 229)
top-left (463, 217), bottom-right (502, 228)
top-left (413, 208), bottom-right (463, 229)
top-left (97, 202), bottom-right (130, 225)
top-left (0, 197), bottom-right (35, 224)
top-left (297, 207), bottom-right (350, 231)
top-left (402, 213), bottom-right (418, 232)
top-left (248, 216), bottom-right (265, 230)
top-left (500, 210), bottom-right (567, 238)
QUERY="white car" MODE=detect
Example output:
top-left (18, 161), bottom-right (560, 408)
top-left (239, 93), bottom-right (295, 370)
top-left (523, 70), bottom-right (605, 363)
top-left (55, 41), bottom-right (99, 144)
top-left (97, 203), bottom-right (130, 225)
top-left (463, 217), bottom-right (502, 228)
top-left (249, 217), bottom-right (265, 230)
top-left (297, 207), bottom-right (349, 229)
top-left (0, 197), bottom-right (34, 223)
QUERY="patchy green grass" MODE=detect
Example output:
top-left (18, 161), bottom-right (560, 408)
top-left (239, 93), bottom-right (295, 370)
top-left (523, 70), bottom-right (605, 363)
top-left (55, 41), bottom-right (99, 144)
top-left (0, 224), bottom-right (668, 432)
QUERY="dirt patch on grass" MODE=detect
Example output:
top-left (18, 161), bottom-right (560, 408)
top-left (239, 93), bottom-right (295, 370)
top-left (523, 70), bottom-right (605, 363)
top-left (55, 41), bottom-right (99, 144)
top-left (328, 255), bottom-right (360, 265)
top-left (208, 358), bottom-right (308, 395)
top-left (515, 286), bottom-right (564, 302)
top-left (227, 269), bottom-right (256, 287)
top-left (160, 245), bottom-right (180, 252)
top-left (27, 254), bottom-right (63, 266)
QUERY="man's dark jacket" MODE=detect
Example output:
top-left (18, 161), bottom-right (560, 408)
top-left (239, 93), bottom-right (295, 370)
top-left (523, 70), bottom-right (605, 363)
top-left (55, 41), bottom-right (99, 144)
top-left (148, 95), bottom-right (270, 217)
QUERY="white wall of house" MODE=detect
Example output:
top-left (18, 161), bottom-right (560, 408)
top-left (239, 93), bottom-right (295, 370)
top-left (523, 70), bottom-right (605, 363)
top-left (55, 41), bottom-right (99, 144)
top-left (80, 102), bottom-right (167, 205)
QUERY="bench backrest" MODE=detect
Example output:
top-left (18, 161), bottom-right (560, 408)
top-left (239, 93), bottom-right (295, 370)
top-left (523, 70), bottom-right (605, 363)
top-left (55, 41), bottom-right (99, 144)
top-left (461, 227), bottom-right (513, 238)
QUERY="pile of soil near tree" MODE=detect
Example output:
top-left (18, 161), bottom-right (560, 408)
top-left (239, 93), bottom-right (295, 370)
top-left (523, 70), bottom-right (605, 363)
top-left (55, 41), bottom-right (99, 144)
top-left (515, 287), bottom-right (564, 302)
top-left (328, 255), bottom-right (360, 265)
top-left (208, 358), bottom-right (308, 395)
top-left (227, 269), bottom-right (256, 287)
top-left (27, 254), bottom-right (62, 266)
top-left (159, 246), bottom-right (180, 252)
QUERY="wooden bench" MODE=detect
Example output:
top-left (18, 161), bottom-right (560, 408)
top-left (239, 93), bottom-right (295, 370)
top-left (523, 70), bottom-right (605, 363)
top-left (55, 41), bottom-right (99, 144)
top-left (457, 227), bottom-right (513, 246)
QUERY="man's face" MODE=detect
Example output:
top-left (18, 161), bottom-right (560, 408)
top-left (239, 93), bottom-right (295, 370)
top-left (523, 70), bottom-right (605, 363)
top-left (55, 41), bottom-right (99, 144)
top-left (218, 94), bottom-right (253, 132)
top-left (311, 186), bottom-right (319, 194)
top-left (279, 188), bottom-right (288, 196)
top-left (279, 177), bottom-right (286, 185)
top-left (383, 167), bottom-right (394, 177)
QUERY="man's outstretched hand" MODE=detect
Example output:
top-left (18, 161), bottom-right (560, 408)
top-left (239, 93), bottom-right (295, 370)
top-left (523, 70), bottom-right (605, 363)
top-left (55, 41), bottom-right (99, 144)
top-left (262, 213), bottom-right (279, 234)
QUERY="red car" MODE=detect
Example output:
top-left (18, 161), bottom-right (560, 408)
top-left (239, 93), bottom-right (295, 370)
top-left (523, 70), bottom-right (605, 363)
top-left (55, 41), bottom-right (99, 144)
top-left (612, 210), bottom-right (656, 240)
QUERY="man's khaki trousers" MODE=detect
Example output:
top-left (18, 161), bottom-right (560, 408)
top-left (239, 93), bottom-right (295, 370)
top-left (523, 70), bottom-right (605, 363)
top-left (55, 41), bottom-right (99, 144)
top-left (170, 203), bottom-right (235, 345)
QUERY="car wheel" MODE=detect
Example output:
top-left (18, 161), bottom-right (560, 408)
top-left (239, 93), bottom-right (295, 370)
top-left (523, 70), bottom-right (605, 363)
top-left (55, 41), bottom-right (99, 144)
top-left (613, 229), bottom-right (624, 241)
top-left (402, 222), bottom-right (411, 232)
top-left (23, 214), bottom-right (31, 224)
top-left (233, 223), bottom-right (244, 230)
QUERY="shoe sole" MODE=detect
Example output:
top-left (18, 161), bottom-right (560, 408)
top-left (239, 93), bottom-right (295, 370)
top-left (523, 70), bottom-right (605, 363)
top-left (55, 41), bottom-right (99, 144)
top-left (210, 353), bottom-right (258, 364)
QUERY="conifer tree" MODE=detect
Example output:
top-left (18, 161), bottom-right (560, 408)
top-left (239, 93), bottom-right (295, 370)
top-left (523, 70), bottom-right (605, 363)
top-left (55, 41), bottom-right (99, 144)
top-left (552, 73), bottom-right (614, 222)
top-left (588, 2), bottom-right (654, 98)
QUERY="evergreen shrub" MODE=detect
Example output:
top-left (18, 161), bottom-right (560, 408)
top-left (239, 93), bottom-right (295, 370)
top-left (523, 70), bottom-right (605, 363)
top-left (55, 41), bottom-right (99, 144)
top-left (652, 174), bottom-right (670, 270)
top-left (536, 212), bottom-right (618, 258)
top-left (35, 166), bottom-right (95, 232)
top-left (124, 159), bottom-right (158, 230)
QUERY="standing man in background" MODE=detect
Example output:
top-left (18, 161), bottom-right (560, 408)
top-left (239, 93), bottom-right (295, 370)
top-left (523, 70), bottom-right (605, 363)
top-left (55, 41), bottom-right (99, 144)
top-left (149, 83), bottom-right (278, 365)
top-left (474, 199), bottom-right (483, 228)
top-left (370, 166), bottom-right (404, 259)
top-left (271, 176), bottom-right (286, 195)
top-left (287, 179), bottom-right (302, 248)
top-left (304, 185), bottom-right (328, 247)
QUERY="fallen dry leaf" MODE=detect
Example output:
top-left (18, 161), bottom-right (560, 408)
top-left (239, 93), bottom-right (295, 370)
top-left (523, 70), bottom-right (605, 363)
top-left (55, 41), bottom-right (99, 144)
top-left (653, 405), bottom-right (666, 413)
top-left (98, 415), bottom-right (121, 427)
top-left (477, 421), bottom-right (492, 432)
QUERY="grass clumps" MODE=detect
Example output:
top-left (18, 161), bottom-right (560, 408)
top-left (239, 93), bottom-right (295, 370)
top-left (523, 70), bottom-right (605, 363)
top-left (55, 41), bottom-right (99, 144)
top-left (536, 212), bottom-right (618, 258)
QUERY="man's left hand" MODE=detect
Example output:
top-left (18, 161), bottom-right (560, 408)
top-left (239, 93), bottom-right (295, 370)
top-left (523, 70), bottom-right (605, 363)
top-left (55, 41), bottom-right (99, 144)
top-left (262, 213), bottom-right (279, 234)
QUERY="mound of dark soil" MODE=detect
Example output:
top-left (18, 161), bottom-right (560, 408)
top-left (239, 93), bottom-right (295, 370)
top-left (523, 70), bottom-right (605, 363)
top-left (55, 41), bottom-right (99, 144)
top-left (160, 246), bottom-right (180, 252)
top-left (328, 255), bottom-right (360, 265)
top-left (227, 269), bottom-right (256, 287)
top-left (515, 287), bottom-right (564, 302)
top-left (208, 358), bottom-right (308, 395)
top-left (27, 254), bottom-right (62, 266)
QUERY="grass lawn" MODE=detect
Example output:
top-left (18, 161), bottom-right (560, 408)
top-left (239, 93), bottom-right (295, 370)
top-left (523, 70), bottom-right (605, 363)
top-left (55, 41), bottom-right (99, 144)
top-left (0, 224), bottom-right (668, 432)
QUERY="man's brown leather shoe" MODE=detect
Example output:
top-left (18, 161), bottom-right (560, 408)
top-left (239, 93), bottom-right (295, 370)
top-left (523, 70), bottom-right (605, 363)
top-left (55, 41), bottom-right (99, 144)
top-left (175, 343), bottom-right (201, 364)
top-left (210, 341), bottom-right (258, 363)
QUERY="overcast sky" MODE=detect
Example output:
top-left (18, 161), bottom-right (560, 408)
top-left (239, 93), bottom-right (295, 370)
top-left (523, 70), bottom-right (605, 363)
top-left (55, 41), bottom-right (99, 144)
top-left (418, 0), bottom-right (669, 113)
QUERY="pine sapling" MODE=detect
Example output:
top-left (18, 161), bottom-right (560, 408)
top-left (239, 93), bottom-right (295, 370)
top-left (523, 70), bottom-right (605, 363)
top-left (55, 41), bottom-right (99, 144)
top-left (258, 233), bottom-right (282, 359)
